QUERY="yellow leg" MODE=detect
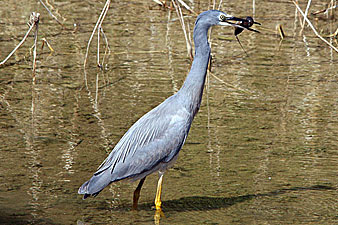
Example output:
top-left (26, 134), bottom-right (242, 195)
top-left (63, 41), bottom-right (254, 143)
top-left (154, 172), bottom-right (164, 210)
top-left (132, 177), bottom-right (146, 210)
top-left (154, 172), bottom-right (165, 224)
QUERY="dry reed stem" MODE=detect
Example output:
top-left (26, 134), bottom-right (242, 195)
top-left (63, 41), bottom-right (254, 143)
top-left (0, 13), bottom-right (40, 66)
top-left (292, 0), bottom-right (338, 53)
top-left (187, 19), bottom-right (193, 58)
top-left (217, 0), bottom-right (224, 11)
top-left (97, 25), bottom-right (100, 68)
top-left (176, 0), bottom-right (198, 15)
top-left (294, 0), bottom-right (304, 27)
top-left (100, 27), bottom-right (111, 67)
top-left (152, 0), bottom-right (164, 6)
top-left (300, 0), bottom-right (312, 34)
top-left (32, 15), bottom-right (39, 76)
top-left (212, 0), bottom-right (216, 10)
top-left (96, 2), bottom-right (111, 68)
top-left (172, 0), bottom-right (193, 59)
top-left (277, 24), bottom-right (286, 39)
top-left (39, 0), bottom-right (64, 27)
top-left (83, 0), bottom-right (110, 68)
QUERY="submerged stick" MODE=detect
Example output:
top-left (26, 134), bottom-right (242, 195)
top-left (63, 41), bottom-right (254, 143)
top-left (292, 0), bottom-right (338, 53)
top-left (0, 12), bottom-right (40, 66)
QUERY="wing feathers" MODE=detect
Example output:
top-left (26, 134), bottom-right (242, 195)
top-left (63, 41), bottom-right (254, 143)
top-left (93, 97), bottom-right (191, 180)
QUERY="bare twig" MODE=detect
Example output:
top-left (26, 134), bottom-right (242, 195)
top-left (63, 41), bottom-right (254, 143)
top-left (39, 0), bottom-right (63, 27)
top-left (84, 0), bottom-right (110, 68)
top-left (292, 0), bottom-right (338, 53)
top-left (0, 13), bottom-right (40, 66)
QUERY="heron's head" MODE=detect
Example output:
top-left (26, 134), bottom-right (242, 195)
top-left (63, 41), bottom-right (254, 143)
top-left (196, 10), bottom-right (254, 30)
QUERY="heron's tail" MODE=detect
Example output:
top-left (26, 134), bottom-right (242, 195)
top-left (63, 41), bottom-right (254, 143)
top-left (78, 169), bottom-right (112, 199)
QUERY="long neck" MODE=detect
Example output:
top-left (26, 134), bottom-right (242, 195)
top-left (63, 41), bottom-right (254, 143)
top-left (178, 22), bottom-right (211, 116)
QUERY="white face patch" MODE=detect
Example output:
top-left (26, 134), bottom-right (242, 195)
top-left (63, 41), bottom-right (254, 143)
top-left (218, 13), bottom-right (233, 26)
top-left (219, 13), bottom-right (233, 21)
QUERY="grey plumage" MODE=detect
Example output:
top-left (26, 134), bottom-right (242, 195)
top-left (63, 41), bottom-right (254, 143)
top-left (78, 10), bottom-right (253, 202)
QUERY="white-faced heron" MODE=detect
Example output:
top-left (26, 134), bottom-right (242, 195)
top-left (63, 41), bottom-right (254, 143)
top-left (78, 10), bottom-right (258, 211)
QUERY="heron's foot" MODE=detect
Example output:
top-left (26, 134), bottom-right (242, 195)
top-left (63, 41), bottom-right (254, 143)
top-left (154, 208), bottom-right (165, 225)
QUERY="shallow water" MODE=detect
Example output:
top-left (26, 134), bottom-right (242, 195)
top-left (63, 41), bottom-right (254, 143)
top-left (0, 0), bottom-right (337, 224)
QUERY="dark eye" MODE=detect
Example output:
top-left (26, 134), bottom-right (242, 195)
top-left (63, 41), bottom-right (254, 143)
top-left (220, 14), bottom-right (226, 21)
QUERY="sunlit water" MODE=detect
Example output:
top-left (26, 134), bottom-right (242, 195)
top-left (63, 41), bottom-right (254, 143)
top-left (0, 0), bottom-right (337, 224)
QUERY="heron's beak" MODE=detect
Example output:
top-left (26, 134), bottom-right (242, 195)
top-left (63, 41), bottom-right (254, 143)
top-left (225, 16), bottom-right (247, 23)
top-left (220, 16), bottom-right (260, 33)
